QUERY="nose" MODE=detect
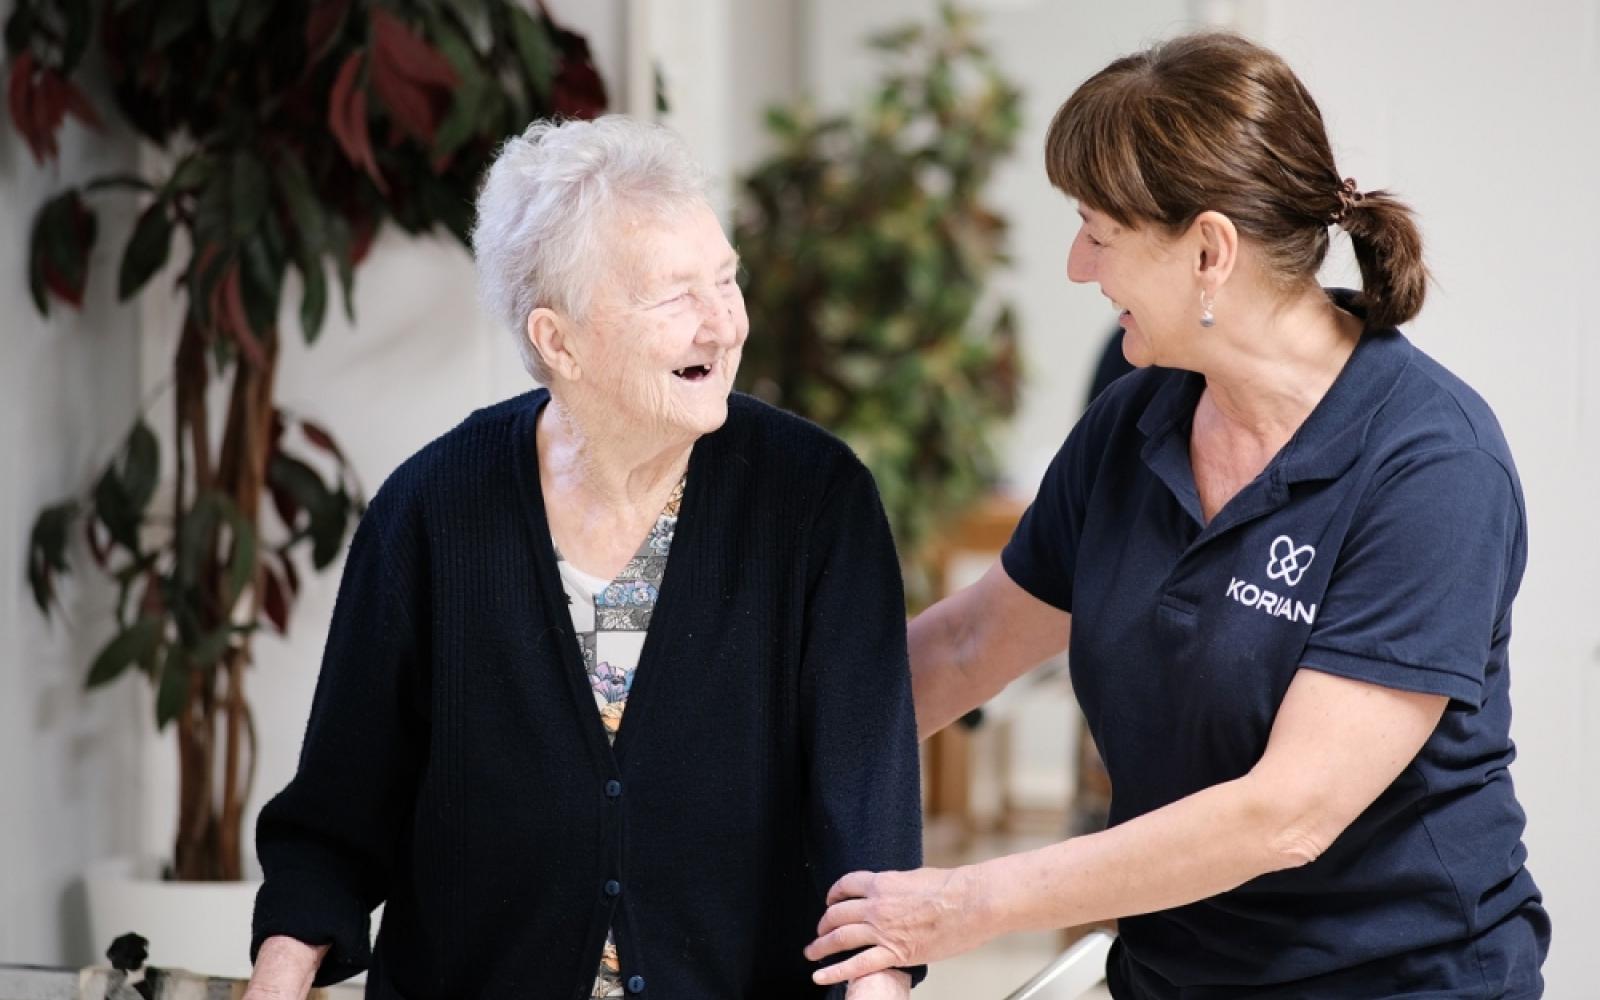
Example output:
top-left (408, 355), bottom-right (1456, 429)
top-left (1066, 227), bottom-right (1094, 284)
top-left (695, 287), bottom-right (745, 347)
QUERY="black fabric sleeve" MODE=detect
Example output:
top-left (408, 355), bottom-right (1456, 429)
top-left (799, 466), bottom-right (927, 988)
top-left (250, 488), bottom-right (428, 985)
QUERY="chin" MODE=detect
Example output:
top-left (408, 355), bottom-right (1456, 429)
top-left (690, 396), bottom-right (731, 434)
top-left (1121, 335), bottom-right (1153, 368)
top-left (663, 393), bottom-right (730, 439)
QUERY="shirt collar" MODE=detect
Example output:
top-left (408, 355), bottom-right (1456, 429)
top-left (1135, 289), bottom-right (1416, 486)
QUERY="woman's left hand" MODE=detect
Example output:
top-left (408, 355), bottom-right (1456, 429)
top-left (805, 865), bottom-right (996, 985)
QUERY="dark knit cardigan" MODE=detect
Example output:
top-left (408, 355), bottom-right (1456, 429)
top-left (251, 389), bottom-right (924, 998)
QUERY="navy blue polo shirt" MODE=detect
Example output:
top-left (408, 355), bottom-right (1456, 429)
top-left (1003, 296), bottom-right (1549, 997)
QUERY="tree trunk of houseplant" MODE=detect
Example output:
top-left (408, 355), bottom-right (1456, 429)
top-left (169, 320), bottom-right (277, 880)
top-left (11, 0), bottom-right (608, 901)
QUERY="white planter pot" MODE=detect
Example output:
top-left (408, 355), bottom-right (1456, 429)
top-left (83, 857), bottom-right (260, 980)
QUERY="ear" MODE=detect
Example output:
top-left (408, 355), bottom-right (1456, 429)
top-left (1189, 210), bottom-right (1239, 294)
top-left (526, 307), bottom-right (582, 382)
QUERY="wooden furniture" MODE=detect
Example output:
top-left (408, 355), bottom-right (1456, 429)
top-left (921, 493), bottom-right (1054, 841)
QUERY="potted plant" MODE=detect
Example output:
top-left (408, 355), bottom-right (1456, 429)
top-left (7, 0), bottom-right (605, 974)
top-left (733, 3), bottom-right (1023, 605)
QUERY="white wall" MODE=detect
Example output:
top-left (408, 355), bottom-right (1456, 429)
top-left (0, 98), bottom-right (146, 961)
top-left (2, 0), bottom-right (618, 968)
top-left (1249, 3), bottom-right (1600, 990)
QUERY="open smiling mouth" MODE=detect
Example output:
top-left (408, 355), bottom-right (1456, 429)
top-left (672, 363), bottom-right (713, 381)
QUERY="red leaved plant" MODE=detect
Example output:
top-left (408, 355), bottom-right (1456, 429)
top-left (6, 0), bottom-right (606, 882)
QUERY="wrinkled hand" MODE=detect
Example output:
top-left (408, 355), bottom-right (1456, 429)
top-left (844, 968), bottom-right (911, 999)
top-left (805, 865), bottom-right (993, 985)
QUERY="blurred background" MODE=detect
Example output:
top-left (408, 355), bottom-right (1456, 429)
top-left (2, 0), bottom-right (1596, 996)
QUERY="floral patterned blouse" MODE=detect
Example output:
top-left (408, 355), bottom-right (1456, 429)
top-left (554, 475), bottom-right (684, 1000)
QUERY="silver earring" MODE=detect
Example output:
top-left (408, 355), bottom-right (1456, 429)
top-left (1199, 292), bottom-right (1216, 328)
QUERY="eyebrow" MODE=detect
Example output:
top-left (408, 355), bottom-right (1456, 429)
top-left (660, 252), bottom-right (742, 287)
top-left (631, 253), bottom-right (743, 305)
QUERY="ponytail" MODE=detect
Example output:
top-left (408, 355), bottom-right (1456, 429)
top-left (1338, 189), bottom-right (1428, 329)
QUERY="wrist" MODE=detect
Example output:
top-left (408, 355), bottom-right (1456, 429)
top-left (961, 856), bottom-right (1017, 937)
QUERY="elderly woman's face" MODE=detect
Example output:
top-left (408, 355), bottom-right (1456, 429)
top-left (577, 203), bottom-right (748, 438)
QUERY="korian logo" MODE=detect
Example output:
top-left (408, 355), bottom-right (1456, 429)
top-left (1265, 535), bottom-right (1315, 587)
top-left (1224, 535), bottom-right (1318, 624)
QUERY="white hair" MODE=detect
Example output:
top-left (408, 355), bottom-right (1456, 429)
top-left (472, 115), bottom-right (712, 380)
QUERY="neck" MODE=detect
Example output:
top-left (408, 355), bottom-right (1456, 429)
top-left (1195, 288), bottom-right (1362, 445)
top-left (538, 393), bottom-right (693, 515)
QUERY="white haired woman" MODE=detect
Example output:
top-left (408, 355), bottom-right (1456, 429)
top-left (243, 116), bottom-right (923, 1000)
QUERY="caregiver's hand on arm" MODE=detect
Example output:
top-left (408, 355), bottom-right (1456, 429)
top-left (241, 936), bottom-right (328, 1000)
top-left (910, 563), bottom-right (1070, 739)
top-left (809, 667), bottom-right (1447, 983)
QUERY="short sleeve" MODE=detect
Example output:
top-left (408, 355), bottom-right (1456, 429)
top-left (1300, 447), bottom-right (1524, 707)
top-left (1001, 415), bottom-right (1103, 613)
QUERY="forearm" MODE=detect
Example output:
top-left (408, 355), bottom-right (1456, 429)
top-left (244, 936), bottom-right (328, 1000)
top-left (908, 597), bottom-right (989, 740)
top-left (977, 773), bottom-right (1303, 934)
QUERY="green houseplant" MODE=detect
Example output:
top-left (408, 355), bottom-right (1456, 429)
top-left (734, 4), bottom-right (1023, 602)
top-left (7, 0), bottom-right (606, 883)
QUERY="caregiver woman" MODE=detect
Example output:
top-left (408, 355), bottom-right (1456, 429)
top-left (807, 31), bottom-right (1549, 999)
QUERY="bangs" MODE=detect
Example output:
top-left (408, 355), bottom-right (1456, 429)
top-left (1044, 57), bottom-right (1166, 228)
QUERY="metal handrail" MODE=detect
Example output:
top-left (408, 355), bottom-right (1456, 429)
top-left (1000, 930), bottom-right (1115, 1000)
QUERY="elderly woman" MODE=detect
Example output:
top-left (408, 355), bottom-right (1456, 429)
top-left (244, 116), bottom-right (921, 1000)
top-left (807, 32), bottom-right (1548, 999)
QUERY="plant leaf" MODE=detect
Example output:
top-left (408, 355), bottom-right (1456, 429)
top-left (59, 0), bottom-right (93, 73)
top-left (261, 563), bottom-right (290, 634)
top-left (121, 420), bottom-right (160, 513)
top-left (217, 495), bottom-right (257, 613)
top-left (176, 492), bottom-right (221, 587)
top-left (508, 5), bottom-right (556, 102)
top-left (119, 200), bottom-right (173, 300)
top-left (189, 625), bottom-right (231, 669)
top-left (230, 151), bottom-right (269, 240)
top-left (26, 501), bottom-right (79, 616)
top-left (27, 230), bottom-right (49, 316)
top-left (310, 488), bottom-right (350, 569)
top-left (327, 50), bottom-right (385, 191)
top-left (306, 0), bottom-right (352, 65)
top-left (235, 0), bottom-right (272, 38)
top-left (152, 0), bottom-right (199, 50)
top-left (299, 419), bottom-right (344, 461)
top-left (268, 452), bottom-right (330, 526)
top-left (33, 190), bottom-right (97, 309)
top-left (207, 0), bottom-right (240, 37)
top-left (167, 153), bottom-right (216, 194)
top-left (298, 256), bottom-right (328, 345)
top-left (154, 644), bottom-right (188, 730)
top-left (87, 616), bottom-right (162, 689)
top-left (274, 156), bottom-right (325, 254)
top-left (93, 464), bottom-right (141, 554)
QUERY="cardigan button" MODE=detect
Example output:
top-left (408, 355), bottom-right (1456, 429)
top-left (604, 879), bottom-right (622, 897)
top-left (626, 975), bottom-right (646, 994)
top-left (605, 779), bottom-right (623, 798)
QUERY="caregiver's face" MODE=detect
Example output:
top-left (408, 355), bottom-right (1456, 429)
top-left (581, 202), bottom-right (748, 438)
top-left (1066, 204), bottom-right (1194, 369)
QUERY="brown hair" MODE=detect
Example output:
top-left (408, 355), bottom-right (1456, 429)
top-left (1045, 32), bottom-right (1426, 329)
